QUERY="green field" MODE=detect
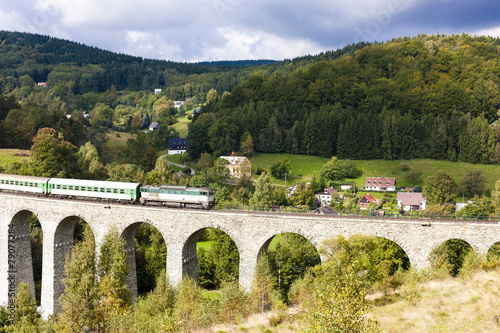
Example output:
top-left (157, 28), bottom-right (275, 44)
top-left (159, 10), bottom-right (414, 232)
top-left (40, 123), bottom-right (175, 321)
top-left (101, 131), bottom-right (136, 163)
top-left (250, 154), bottom-right (500, 192)
top-left (0, 149), bottom-right (30, 167)
top-left (170, 115), bottom-right (191, 138)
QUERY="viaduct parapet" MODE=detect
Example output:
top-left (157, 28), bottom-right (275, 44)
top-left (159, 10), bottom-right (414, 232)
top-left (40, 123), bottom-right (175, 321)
top-left (1, 193), bottom-right (499, 318)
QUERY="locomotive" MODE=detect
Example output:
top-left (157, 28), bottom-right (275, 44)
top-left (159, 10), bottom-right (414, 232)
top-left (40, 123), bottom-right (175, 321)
top-left (0, 173), bottom-right (215, 209)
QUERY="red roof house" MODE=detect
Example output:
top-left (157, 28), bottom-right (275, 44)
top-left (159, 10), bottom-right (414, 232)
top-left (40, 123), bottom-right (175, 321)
top-left (358, 193), bottom-right (379, 209)
top-left (364, 177), bottom-right (396, 192)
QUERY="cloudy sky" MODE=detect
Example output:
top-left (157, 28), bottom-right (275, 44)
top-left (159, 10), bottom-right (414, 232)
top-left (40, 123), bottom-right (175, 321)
top-left (1, 0), bottom-right (500, 62)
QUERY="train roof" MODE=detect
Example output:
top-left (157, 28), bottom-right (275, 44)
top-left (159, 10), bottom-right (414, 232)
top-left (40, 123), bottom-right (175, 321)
top-left (48, 178), bottom-right (141, 189)
top-left (141, 185), bottom-right (214, 192)
top-left (0, 173), bottom-right (51, 182)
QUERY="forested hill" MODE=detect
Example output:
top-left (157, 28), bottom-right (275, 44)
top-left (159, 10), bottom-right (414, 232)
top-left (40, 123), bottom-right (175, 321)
top-left (189, 34), bottom-right (500, 164)
top-left (0, 30), bottom-right (240, 92)
top-left (0, 31), bottom-right (369, 95)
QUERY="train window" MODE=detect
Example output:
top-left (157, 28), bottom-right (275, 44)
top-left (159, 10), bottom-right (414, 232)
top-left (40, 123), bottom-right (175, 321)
top-left (57, 185), bottom-right (61, 189)
top-left (113, 189), bottom-right (118, 194)
top-left (94, 187), bottom-right (99, 192)
top-left (99, 188), bottom-right (104, 192)
top-left (120, 189), bottom-right (125, 194)
top-left (68, 186), bottom-right (73, 190)
top-left (106, 188), bottom-right (111, 193)
top-left (1, 180), bottom-right (4, 184)
top-left (62, 185), bottom-right (67, 190)
top-left (34, 183), bottom-right (38, 187)
top-left (75, 186), bottom-right (79, 191)
top-left (15, 181), bottom-right (18, 185)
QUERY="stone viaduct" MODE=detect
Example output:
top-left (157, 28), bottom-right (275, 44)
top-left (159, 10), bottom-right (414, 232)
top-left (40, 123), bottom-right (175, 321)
top-left (1, 193), bottom-right (500, 318)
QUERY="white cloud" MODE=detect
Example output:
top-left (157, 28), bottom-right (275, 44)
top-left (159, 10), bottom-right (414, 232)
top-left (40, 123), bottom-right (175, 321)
top-left (197, 27), bottom-right (327, 61)
top-left (474, 26), bottom-right (500, 38)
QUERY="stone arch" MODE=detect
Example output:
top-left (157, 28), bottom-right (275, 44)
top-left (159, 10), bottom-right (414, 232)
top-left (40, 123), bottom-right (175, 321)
top-left (487, 241), bottom-right (500, 259)
top-left (257, 232), bottom-right (321, 298)
top-left (434, 237), bottom-right (473, 276)
top-left (8, 210), bottom-right (42, 305)
top-left (53, 215), bottom-right (95, 310)
top-left (182, 226), bottom-right (240, 285)
top-left (258, 232), bottom-right (321, 260)
top-left (120, 222), bottom-right (168, 299)
top-left (359, 231), bottom-right (417, 269)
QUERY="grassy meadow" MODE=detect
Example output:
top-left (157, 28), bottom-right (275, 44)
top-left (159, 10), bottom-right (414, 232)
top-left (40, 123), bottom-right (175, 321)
top-left (250, 153), bottom-right (500, 193)
top-left (101, 131), bottom-right (136, 163)
top-left (369, 268), bottom-right (500, 332)
top-left (0, 149), bottom-right (30, 168)
top-left (170, 115), bottom-right (191, 138)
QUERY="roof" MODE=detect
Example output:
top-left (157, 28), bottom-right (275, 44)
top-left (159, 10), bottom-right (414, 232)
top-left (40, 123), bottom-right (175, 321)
top-left (48, 178), bottom-right (140, 189)
top-left (365, 177), bottom-right (396, 187)
top-left (0, 174), bottom-right (50, 183)
top-left (220, 152), bottom-right (250, 165)
top-left (397, 192), bottom-right (426, 205)
top-left (360, 193), bottom-right (378, 203)
top-left (168, 138), bottom-right (187, 146)
top-left (317, 186), bottom-right (339, 196)
top-left (149, 122), bottom-right (160, 129)
top-left (315, 206), bottom-right (338, 215)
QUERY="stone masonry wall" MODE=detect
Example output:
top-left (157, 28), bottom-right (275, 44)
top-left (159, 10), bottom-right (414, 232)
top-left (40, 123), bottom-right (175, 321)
top-left (1, 193), bottom-right (500, 319)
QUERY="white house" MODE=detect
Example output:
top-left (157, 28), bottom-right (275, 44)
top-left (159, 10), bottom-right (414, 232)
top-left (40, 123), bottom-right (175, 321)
top-left (316, 187), bottom-right (340, 206)
top-left (365, 177), bottom-right (396, 192)
top-left (397, 192), bottom-right (427, 211)
top-left (168, 138), bottom-right (188, 155)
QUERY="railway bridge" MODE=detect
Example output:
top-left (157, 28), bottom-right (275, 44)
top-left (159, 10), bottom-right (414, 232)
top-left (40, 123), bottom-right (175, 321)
top-left (1, 193), bottom-right (500, 318)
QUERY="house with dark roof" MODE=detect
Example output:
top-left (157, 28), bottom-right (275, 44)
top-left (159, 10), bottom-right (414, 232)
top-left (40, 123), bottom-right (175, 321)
top-left (364, 177), bottom-right (396, 192)
top-left (358, 193), bottom-right (379, 209)
top-left (168, 138), bottom-right (188, 155)
top-left (397, 192), bottom-right (427, 211)
top-left (316, 187), bottom-right (340, 206)
top-left (191, 107), bottom-right (201, 116)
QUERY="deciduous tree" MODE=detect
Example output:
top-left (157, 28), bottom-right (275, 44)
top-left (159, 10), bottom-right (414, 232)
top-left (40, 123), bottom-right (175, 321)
top-left (423, 170), bottom-right (456, 205)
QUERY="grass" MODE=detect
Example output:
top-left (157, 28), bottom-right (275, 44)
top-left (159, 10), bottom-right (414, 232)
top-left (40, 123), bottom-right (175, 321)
top-left (369, 268), bottom-right (500, 332)
top-left (0, 149), bottom-right (30, 167)
top-left (101, 131), bottom-right (136, 163)
top-left (249, 154), bottom-right (500, 193)
top-left (250, 153), bottom-right (329, 186)
top-left (170, 115), bottom-right (191, 138)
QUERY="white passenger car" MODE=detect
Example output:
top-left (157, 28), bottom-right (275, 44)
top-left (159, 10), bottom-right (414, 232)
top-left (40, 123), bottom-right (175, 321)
top-left (48, 178), bottom-right (141, 201)
top-left (0, 173), bottom-right (50, 194)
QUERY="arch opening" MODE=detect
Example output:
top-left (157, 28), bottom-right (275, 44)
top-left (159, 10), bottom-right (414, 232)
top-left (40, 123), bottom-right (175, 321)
top-left (54, 216), bottom-right (95, 310)
top-left (9, 211), bottom-right (43, 305)
top-left (487, 242), bottom-right (500, 261)
top-left (134, 223), bottom-right (167, 295)
top-left (305, 235), bottom-right (410, 295)
top-left (183, 228), bottom-right (239, 290)
top-left (259, 233), bottom-right (321, 302)
top-left (430, 238), bottom-right (472, 276)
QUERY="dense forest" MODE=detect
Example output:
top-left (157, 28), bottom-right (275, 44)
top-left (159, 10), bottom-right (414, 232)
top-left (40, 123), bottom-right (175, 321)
top-left (2, 31), bottom-right (500, 164)
top-left (189, 34), bottom-right (500, 164)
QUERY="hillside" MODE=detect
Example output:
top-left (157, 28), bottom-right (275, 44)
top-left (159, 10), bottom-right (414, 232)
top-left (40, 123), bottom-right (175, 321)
top-left (189, 34), bottom-right (500, 165)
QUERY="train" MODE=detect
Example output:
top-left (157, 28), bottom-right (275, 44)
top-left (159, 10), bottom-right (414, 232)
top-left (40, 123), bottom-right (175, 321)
top-left (0, 173), bottom-right (215, 209)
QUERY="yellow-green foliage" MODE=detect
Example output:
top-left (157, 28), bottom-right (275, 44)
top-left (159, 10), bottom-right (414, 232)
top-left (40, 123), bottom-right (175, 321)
top-left (299, 266), bottom-right (380, 333)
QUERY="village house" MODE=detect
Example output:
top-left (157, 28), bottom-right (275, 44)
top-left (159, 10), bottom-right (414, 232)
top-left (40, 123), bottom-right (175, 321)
top-left (340, 184), bottom-right (353, 191)
top-left (168, 138), bottom-right (188, 155)
top-left (364, 177), bottom-right (396, 192)
top-left (220, 152), bottom-right (252, 179)
top-left (397, 192), bottom-right (427, 211)
top-left (316, 186), bottom-right (340, 206)
top-left (358, 193), bottom-right (378, 209)
top-left (191, 107), bottom-right (201, 117)
top-left (149, 122), bottom-right (160, 131)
